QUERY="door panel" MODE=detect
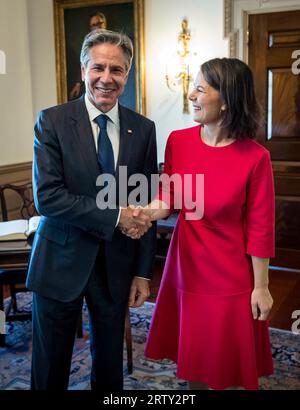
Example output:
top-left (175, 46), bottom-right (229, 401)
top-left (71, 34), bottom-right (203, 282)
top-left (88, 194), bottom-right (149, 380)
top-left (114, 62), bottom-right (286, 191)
top-left (268, 69), bottom-right (300, 140)
top-left (249, 10), bottom-right (300, 268)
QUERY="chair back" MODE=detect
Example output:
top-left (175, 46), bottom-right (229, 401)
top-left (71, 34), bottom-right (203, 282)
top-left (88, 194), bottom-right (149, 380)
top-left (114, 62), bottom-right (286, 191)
top-left (0, 182), bottom-right (36, 222)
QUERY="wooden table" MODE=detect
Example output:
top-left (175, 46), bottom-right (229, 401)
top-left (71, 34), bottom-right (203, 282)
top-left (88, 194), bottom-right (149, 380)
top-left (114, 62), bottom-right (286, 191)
top-left (0, 241), bottom-right (31, 269)
top-left (157, 212), bottom-right (178, 236)
top-left (0, 241), bottom-right (32, 345)
top-left (0, 211), bottom-right (178, 267)
top-left (155, 213), bottom-right (178, 262)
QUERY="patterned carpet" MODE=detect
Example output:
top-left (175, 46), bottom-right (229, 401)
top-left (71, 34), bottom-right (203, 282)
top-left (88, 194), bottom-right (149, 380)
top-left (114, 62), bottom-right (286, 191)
top-left (0, 292), bottom-right (299, 390)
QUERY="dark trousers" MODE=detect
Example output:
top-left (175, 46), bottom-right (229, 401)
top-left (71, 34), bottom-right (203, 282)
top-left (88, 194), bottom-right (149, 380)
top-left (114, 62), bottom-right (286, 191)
top-left (31, 256), bottom-right (128, 391)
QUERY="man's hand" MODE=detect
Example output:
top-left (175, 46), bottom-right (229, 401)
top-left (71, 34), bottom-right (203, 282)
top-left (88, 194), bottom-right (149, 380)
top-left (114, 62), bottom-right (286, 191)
top-left (127, 207), bottom-right (154, 239)
top-left (128, 277), bottom-right (150, 308)
top-left (118, 206), bottom-right (152, 238)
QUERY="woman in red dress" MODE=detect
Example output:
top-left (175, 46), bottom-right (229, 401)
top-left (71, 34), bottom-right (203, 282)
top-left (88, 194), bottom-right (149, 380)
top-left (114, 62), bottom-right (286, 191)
top-left (139, 58), bottom-right (275, 390)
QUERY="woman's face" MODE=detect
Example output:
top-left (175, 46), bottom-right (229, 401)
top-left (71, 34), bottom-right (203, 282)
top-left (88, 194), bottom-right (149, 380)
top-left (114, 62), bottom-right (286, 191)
top-left (189, 70), bottom-right (225, 125)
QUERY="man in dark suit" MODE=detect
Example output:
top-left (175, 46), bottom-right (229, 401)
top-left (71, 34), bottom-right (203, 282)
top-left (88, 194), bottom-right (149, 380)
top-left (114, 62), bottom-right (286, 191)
top-left (26, 29), bottom-right (157, 391)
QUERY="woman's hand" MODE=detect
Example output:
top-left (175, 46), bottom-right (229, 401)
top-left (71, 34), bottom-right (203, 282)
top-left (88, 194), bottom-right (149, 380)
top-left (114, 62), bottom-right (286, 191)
top-left (251, 287), bottom-right (273, 320)
top-left (250, 256), bottom-right (273, 320)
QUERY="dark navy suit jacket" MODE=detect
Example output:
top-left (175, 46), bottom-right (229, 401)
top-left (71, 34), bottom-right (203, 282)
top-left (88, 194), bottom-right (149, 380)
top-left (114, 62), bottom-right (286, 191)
top-left (26, 96), bottom-right (157, 303)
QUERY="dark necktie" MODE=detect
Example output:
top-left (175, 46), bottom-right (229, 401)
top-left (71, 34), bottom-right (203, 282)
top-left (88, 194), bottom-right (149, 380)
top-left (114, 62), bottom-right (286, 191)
top-left (94, 114), bottom-right (115, 175)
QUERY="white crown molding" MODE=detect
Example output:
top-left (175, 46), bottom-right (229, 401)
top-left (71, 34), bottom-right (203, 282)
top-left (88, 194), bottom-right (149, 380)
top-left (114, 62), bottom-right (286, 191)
top-left (224, 0), bottom-right (300, 60)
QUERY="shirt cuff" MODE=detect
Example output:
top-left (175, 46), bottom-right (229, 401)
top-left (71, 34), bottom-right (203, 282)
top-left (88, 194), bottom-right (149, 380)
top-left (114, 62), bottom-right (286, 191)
top-left (134, 276), bottom-right (150, 281)
top-left (115, 208), bottom-right (121, 227)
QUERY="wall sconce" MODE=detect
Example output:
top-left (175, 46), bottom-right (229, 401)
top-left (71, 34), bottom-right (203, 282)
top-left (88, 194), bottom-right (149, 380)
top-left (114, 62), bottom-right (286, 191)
top-left (166, 19), bottom-right (195, 114)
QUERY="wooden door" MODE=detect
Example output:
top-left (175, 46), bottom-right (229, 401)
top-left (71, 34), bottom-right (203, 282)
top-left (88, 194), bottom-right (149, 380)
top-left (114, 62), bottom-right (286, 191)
top-left (249, 10), bottom-right (300, 269)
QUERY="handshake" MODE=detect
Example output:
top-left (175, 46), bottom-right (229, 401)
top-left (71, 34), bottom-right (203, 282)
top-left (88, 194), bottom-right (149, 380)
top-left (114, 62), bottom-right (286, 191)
top-left (118, 205), bottom-right (154, 239)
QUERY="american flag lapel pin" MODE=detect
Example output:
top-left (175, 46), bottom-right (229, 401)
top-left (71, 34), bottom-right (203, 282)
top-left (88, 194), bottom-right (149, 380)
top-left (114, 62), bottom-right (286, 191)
top-left (127, 129), bottom-right (133, 134)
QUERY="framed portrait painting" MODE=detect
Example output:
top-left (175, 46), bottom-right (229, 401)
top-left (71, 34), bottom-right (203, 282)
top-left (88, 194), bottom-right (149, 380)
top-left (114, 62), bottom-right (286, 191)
top-left (53, 0), bottom-right (145, 114)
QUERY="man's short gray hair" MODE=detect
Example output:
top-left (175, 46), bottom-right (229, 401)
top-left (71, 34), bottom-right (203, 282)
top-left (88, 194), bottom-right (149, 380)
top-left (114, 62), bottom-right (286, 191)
top-left (80, 29), bottom-right (133, 72)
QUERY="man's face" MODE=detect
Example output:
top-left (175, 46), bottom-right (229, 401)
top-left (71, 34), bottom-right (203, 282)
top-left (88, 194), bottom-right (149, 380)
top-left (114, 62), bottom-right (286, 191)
top-left (81, 43), bottom-right (129, 112)
top-left (89, 15), bottom-right (106, 31)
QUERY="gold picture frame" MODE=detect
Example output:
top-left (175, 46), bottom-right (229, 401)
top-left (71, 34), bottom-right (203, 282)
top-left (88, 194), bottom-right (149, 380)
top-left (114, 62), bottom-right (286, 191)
top-left (53, 0), bottom-right (146, 114)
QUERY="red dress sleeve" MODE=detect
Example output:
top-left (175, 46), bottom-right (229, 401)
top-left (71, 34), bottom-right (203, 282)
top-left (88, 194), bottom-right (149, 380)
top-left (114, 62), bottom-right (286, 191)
top-left (245, 150), bottom-right (275, 258)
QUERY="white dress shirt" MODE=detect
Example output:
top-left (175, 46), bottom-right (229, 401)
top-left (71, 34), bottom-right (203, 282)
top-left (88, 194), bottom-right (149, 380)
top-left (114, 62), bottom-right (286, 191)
top-left (85, 94), bottom-right (120, 169)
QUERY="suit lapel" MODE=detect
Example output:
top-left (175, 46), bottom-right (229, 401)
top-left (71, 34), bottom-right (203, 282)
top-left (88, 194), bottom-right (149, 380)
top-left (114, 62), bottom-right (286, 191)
top-left (114, 105), bottom-right (135, 204)
top-left (116, 105), bottom-right (134, 174)
top-left (69, 97), bottom-right (101, 186)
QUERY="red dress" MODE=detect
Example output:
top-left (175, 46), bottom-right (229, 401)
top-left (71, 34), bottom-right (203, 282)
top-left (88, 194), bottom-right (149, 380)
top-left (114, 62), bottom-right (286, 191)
top-left (144, 126), bottom-right (275, 390)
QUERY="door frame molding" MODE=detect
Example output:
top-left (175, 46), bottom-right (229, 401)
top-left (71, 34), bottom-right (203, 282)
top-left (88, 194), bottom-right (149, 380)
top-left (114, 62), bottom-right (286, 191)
top-left (224, 0), bottom-right (300, 61)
